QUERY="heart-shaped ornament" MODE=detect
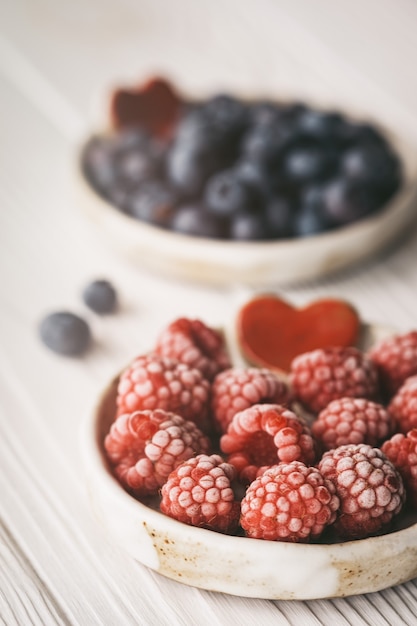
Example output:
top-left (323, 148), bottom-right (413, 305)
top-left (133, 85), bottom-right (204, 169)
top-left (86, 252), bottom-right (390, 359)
top-left (109, 76), bottom-right (182, 139)
top-left (236, 295), bottom-right (360, 373)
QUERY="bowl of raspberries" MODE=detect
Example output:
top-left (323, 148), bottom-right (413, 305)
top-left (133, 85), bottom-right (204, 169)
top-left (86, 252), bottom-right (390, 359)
top-left (78, 76), bottom-right (417, 286)
top-left (83, 299), bottom-right (417, 599)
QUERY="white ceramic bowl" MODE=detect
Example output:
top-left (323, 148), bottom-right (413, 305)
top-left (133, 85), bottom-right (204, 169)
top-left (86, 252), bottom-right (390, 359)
top-left (76, 95), bottom-right (417, 287)
top-left (81, 323), bottom-right (417, 599)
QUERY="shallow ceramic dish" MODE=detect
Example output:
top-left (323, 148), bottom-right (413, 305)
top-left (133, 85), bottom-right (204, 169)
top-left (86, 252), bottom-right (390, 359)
top-left (81, 323), bottom-right (417, 599)
top-left (77, 94), bottom-right (417, 287)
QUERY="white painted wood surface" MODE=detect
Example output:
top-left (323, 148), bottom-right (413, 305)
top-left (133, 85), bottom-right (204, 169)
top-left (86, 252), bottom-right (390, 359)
top-left (1, 1), bottom-right (417, 623)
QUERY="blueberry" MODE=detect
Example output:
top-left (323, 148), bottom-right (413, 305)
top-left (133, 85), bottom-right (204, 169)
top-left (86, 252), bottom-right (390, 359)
top-left (204, 169), bottom-right (259, 216)
top-left (105, 182), bottom-right (132, 213)
top-left (229, 212), bottom-right (269, 240)
top-left (347, 123), bottom-right (389, 148)
top-left (202, 94), bottom-right (249, 138)
top-left (321, 178), bottom-right (379, 225)
top-left (294, 186), bottom-right (333, 236)
top-left (166, 142), bottom-right (217, 196)
top-left (249, 101), bottom-right (283, 127)
top-left (82, 136), bottom-right (117, 193)
top-left (282, 144), bottom-right (338, 184)
top-left (242, 123), bottom-right (297, 164)
top-left (39, 312), bottom-right (91, 356)
top-left (128, 179), bottom-right (177, 226)
top-left (235, 158), bottom-right (273, 198)
top-left (82, 280), bottom-right (117, 314)
top-left (297, 109), bottom-right (348, 144)
top-left (342, 143), bottom-right (401, 187)
top-left (265, 196), bottom-right (295, 238)
top-left (171, 205), bottom-right (229, 239)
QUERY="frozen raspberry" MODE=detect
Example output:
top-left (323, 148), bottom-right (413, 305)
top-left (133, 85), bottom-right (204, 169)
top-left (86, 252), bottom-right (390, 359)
top-left (154, 318), bottom-right (231, 381)
top-left (104, 409), bottom-right (210, 497)
top-left (116, 354), bottom-right (211, 431)
top-left (211, 367), bottom-right (291, 434)
top-left (160, 453), bottom-right (240, 533)
top-left (368, 331), bottom-right (417, 397)
top-left (290, 346), bottom-right (379, 415)
top-left (381, 429), bottom-right (417, 508)
top-left (220, 404), bottom-right (317, 484)
top-left (318, 443), bottom-right (405, 539)
top-left (240, 461), bottom-right (339, 542)
top-left (312, 397), bottom-right (395, 452)
top-left (388, 375), bottom-right (417, 434)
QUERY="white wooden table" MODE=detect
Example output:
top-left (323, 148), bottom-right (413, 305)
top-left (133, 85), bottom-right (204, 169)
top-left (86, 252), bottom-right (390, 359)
top-left (2, 1), bottom-right (417, 624)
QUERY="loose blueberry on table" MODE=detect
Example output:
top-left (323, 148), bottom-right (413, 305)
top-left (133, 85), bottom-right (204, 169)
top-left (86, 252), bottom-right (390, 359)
top-left (103, 295), bottom-right (417, 543)
top-left (82, 77), bottom-right (403, 241)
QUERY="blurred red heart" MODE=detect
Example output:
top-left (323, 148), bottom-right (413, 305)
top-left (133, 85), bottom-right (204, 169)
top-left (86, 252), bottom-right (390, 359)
top-left (236, 295), bottom-right (360, 373)
top-left (110, 77), bottom-right (182, 139)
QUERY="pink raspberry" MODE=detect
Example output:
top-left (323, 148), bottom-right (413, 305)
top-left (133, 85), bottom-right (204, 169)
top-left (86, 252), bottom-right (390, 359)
top-left (211, 367), bottom-right (291, 434)
top-left (290, 346), bottom-right (379, 415)
top-left (318, 443), bottom-right (405, 539)
top-left (240, 461), bottom-right (339, 542)
top-left (388, 375), bottom-right (417, 434)
top-left (220, 403), bottom-right (317, 485)
top-left (381, 429), bottom-right (417, 508)
top-left (154, 317), bottom-right (231, 381)
top-left (312, 397), bottom-right (395, 452)
top-left (104, 409), bottom-right (210, 497)
top-left (116, 353), bottom-right (210, 431)
top-left (368, 330), bottom-right (417, 397)
top-left (160, 453), bottom-right (240, 533)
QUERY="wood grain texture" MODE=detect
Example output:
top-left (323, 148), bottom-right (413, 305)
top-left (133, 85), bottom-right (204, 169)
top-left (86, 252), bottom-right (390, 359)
top-left (1, 1), bottom-right (417, 624)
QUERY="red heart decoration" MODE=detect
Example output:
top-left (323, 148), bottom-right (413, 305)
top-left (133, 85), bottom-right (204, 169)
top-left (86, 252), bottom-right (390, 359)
top-left (236, 295), bottom-right (360, 373)
top-left (110, 77), bottom-right (183, 139)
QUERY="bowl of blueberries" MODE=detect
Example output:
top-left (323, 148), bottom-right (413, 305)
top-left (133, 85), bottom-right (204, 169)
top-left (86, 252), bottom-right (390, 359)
top-left (79, 77), bottom-right (417, 285)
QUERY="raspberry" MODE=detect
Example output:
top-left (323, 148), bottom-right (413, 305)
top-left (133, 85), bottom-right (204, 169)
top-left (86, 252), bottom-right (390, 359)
top-left (318, 443), bottom-right (405, 539)
top-left (160, 453), bottom-right (240, 533)
top-left (387, 375), bottom-right (417, 434)
top-left (154, 318), bottom-right (231, 381)
top-left (368, 331), bottom-right (417, 397)
top-left (104, 409), bottom-right (210, 497)
top-left (312, 397), bottom-right (395, 452)
top-left (220, 404), bottom-right (317, 484)
top-left (116, 354), bottom-right (211, 431)
top-left (240, 461), bottom-right (339, 542)
top-left (381, 430), bottom-right (417, 508)
top-left (211, 367), bottom-right (291, 434)
top-left (290, 346), bottom-right (379, 415)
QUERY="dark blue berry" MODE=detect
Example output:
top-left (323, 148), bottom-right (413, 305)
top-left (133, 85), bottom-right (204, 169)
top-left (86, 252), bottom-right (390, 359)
top-left (282, 144), bottom-right (337, 184)
top-left (249, 101), bottom-right (283, 127)
top-left (39, 312), bottom-right (91, 356)
top-left (242, 123), bottom-right (298, 165)
top-left (170, 205), bottom-right (229, 238)
top-left (235, 158), bottom-right (273, 198)
top-left (321, 178), bottom-right (379, 225)
top-left (82, 280), bottom-right (117, 314)
top-left (297, 109), bottom-right (348, 144)
top-left (265, 197), bottom-right (295, 238)
top-left (342, 143), bottom-right (401, 189)
top-left (294, 186), bottom-right (333, 236)
top-left (229, 212), bottom-right (270, 240)
top-left (166, 142), bottom-right (217, 197)
top-left (202, 94), bottom-right (249, 138)
top-left (82, 136), bottom-right (117, 193)
top-left (128, 179), bottom-right (177, 226)
top-left (204, 170), bottom-right (259, 216)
